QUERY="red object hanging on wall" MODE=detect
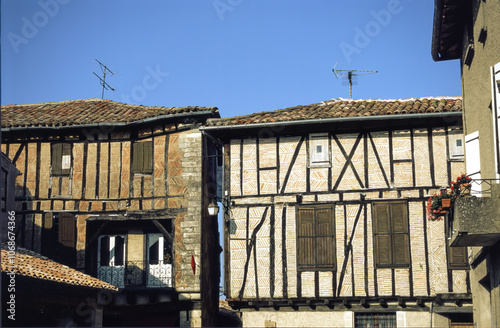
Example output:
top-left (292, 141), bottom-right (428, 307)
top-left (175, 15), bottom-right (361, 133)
top-left (191, 255), bottom-right (196, 275)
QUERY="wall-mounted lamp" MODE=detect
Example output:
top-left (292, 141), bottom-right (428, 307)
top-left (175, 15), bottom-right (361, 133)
top-left (207, 199), bottom-right (219, 216)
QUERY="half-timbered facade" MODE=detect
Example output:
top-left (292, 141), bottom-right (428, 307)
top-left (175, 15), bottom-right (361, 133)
top-left (204, 97), bottom-right (473, 327)
top-left (0, 98), bottom-right (221, 327)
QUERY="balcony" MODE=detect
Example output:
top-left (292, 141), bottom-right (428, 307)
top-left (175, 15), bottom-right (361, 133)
top-left (450, 180), bottom-right (500, 247)
top-left (97, 260), bottom-right (173, 289)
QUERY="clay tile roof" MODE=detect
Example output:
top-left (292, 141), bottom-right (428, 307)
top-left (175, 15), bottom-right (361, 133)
top-left (1, 245), bottom-right (118, 291)
top-left (206, 97), bottom-right (461, 127)
top-left (1, 98), bottom-right (219, 129)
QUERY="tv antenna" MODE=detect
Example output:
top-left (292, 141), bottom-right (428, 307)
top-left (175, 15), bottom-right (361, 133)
top-left (332, 64), bottom-right (378, 99)
top-left (93, 59), bottom-right (115, 99)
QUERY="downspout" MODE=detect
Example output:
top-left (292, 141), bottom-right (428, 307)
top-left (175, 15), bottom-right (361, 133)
top-left (430, 300), bottom-right (434, 328)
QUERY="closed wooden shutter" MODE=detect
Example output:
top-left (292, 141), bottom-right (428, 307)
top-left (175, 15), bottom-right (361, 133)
top-left (298, 206), bottom-right (335, 270)
top-left (391, 202), bottom-right (409, 266)
top-left (58, 213), bottom-right (76, 267)
top-left (373, 202), bottom-right (409, 267)
top-left (133, 142), bottom-right (143, 173)
top-left (143, 141), bottom-right (153, 174)
top-left (317, 208), bottom-right (334, 268)
top-left (449, 245), bottom-right (469, 268)
top-left (51, 143), bottom-right (63, 175)
top-left (59, 213), bottom-right (75, 247)
top-left (298, 209), bottom-right (315, 268)
top-left (133, 141), bottom-right (153, 174)
top-left (373, 203), bottom-right (392, 266)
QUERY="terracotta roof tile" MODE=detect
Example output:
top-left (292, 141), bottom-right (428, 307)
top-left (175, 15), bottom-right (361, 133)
top-left (1, 245), bottom-right (118, 291)
top-left (207, 97), bottom-right (462, 127)
top-left (1, 98), bottom-right (219, 129)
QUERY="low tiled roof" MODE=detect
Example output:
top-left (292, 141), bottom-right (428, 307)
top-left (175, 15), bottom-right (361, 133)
top-left (1, 98), bottom-right (219, 129)
top-left (1, 245), bottom-right (118, 291)
top-left (207, 97), bottom-right (462, 127)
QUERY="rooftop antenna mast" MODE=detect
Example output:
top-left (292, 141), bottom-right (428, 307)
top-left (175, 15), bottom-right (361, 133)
top-left (332, 64), bottom-right (378, 99)
top-left (93, 59), bottom-right (115, 99)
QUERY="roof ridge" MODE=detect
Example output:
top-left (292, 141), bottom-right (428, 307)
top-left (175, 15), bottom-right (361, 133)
top-left (324, 96), bottom-right (461, 103)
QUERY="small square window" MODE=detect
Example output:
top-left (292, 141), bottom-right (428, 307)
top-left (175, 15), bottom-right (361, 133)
top-left (309, 133), bottom-right (330, 167)
top-left (449, 130), bottom-right (464, 160)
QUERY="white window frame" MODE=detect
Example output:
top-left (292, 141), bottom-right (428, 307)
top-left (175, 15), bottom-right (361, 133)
top-left (97, 235), bottom-right (126, 288)
top-left (147, 233), bottom-right (172, 287)
top-left (309, 133), bottom-right (330, 167)
top-left (448, 128), bottom-right (465, 160)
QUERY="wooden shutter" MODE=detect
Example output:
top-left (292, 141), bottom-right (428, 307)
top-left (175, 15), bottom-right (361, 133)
top-left (51, 143), bottom-right (63, 175)
top-left (373, 202), bottom-right (409, 267)
top-left (58, 213), bottom-right (76, 267)
top-left (298, 208), bottom-right (315, 268)
top-left (373, 203), bottom-right (392, 267)
top-left (133, 142), bottom-right (143, 173)
top-left (133, 141), bottom-right (153, 174)
top-left (316, 207), bottom-right (334, 268)
top-left (449, 245), bottom-right (469, 268)
top-left (59, 213), bottom-right (75, 247)
top-left (143, 141), bottom-right (153, 174)
top-left (391, 202), bottom-right (409, 266)
top-left (41, 213), bottom-right (54, 257)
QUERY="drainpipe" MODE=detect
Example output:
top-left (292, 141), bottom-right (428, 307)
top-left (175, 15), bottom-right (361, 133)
top-left (430, 301), bottom-right (434, 328)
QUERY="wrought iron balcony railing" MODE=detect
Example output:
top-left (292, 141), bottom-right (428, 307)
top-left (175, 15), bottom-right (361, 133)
top-left (465, 178), bottom-right (500, 197)
top-left (97, 260), bottom-right (173, 289)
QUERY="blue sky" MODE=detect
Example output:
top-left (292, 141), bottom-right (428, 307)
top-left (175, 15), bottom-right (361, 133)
top-left (2, 0), bottom-right (460, 117)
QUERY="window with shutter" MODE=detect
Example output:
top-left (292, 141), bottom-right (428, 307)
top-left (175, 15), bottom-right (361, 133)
top-left (448, 243), bottom-right (469, 269)
top-left (372, 201), bottom-right (409, 268)
top-left (297, 205), bottom-right (335, 271)
top-left (51, 143), bottom-right (72, 175)
top-left (132, 141), bottom-right (153, 174)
